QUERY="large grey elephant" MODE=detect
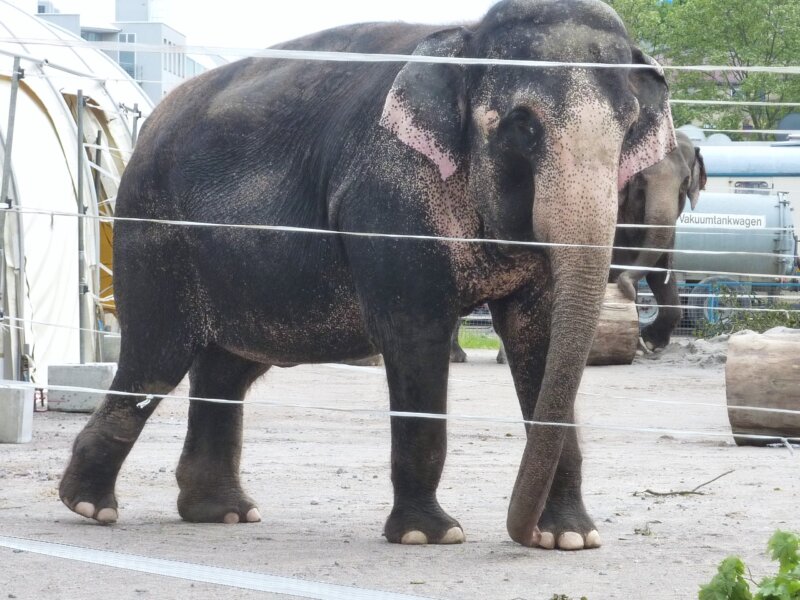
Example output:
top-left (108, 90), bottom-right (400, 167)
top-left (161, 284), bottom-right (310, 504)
top-left (59, 0), bottom-right (676, 551)
top-left (612, 130), bottom-right (706, 350)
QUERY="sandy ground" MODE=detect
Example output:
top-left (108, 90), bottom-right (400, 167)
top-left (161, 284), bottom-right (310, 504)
top-left (0, 340), bottom-right (796, 600)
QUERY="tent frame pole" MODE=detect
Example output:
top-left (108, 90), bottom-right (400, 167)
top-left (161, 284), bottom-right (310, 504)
top-left (0, 56), bottom-right (27, 381)
top-left (76, 90), bottom-right (91, 365)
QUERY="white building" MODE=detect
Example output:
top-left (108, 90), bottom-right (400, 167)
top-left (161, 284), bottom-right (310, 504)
top-left (36, 0), bottom-right (218, 104)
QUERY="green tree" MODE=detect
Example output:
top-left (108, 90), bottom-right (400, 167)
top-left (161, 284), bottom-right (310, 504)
top-left (607, 0), bottom-right (800, 138)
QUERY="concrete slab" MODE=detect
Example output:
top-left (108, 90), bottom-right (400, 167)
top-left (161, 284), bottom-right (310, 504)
top-left (0, 387), bottom-right (33, 443)
top-left (47, 363), bottom-right (117, 413)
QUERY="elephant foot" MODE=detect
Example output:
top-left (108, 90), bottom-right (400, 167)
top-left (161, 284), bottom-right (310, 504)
top-left (449, 346), bottom-right (467, 363)
top-left (641, 327), bottom-right (671, 352)
top-left (384, 501), bottom-right (465, 545)
top-left (60, 430), bottom-right (127, 524)
top-left (536, 503), bottom-right (601, 551)
top-left (177, 486), bottom-right (261, 524)
top-left (496, 346), bottom-right (507, 364)
top-left (60, 473), bottom-right (119, 524)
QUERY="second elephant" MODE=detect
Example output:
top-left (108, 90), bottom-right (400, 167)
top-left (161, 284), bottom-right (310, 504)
top-left (611, 130), bottom-right (707, 351)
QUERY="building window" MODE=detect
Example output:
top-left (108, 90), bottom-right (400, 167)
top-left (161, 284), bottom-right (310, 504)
top-left (119, 33), bottom-right (137, 79)
top-left (82, 32), bottom-right (102, 42)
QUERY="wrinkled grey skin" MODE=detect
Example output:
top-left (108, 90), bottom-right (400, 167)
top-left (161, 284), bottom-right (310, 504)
top-left (612, 130), bottom-right (706, 351)
top-left (59, 0), bottom-right (675, 551)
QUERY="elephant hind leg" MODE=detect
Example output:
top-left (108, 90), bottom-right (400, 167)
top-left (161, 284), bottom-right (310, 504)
top-left (59, 343), bottom-right (195, 524)
top-left (176, 346), bottom-right (269, 524)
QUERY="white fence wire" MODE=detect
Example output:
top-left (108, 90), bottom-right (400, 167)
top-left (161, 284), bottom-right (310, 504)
top-left (1, 32), bottom-right (798, 439)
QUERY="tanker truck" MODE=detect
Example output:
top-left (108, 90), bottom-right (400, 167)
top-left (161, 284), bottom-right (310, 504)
top-left (637, 138), bottom-right (800, 332)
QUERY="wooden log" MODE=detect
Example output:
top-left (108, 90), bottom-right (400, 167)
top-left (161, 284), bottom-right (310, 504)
top-left (725, 327), bottom-right (800, 446)
top-left (586, 284), bottom-right (640, 366)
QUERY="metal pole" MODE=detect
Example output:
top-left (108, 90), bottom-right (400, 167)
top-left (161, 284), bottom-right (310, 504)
top-left (0, 57), bottom-right (24, 380)
top-left (92, 130), bottom-right (103, 360)
top-left (131, 102), bottom-right (140, 145)
top-left (76, 90), bottom-right (90, 364)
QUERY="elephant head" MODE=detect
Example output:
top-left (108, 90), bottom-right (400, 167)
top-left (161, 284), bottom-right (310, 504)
top-left (380, 0), bottom-right (676, 546)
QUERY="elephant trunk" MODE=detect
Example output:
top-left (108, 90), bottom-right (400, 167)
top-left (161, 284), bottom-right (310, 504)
top-left (616, 161), bottom-right (685, 301)
top-left (506, 159), bottom-right (617, 546)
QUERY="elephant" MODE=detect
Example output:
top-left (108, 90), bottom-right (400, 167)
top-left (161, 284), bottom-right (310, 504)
top-left (452, 131), bottom-right (705, 362)
top-left (611, 130), bottom-right (706, 351)
top-left (59, 0), bottom-right (676, 551)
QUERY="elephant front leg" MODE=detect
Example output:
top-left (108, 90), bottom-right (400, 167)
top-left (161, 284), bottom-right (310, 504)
top-left (381, 328), bottom-right (465, 545)
top-left (490, 282), bottom-right (600, 551)
top-left (641, 254), bottom-right (682, 351)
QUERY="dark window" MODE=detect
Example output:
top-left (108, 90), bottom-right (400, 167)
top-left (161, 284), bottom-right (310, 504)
top-left (734, 181), bottom-right (770, 194)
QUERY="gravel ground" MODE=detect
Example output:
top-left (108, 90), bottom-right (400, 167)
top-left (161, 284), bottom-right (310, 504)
top-left (0, 342), bottom-right (796, 600)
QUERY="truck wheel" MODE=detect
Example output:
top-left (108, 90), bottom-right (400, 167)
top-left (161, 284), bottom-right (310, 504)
top-left (687, 276), bottom-right (751, 325)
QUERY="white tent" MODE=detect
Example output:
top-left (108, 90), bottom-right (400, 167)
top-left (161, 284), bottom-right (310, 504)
top-left (0, 0), bottom-right (152, 384)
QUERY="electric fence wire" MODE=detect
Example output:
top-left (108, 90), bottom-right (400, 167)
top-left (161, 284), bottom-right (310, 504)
top-left (0, 378), bottom-right (797, 450)
top-left (2, 311), bottom-right (799, 422)
top-left (2, 32), bottom-right (798, 441)
top-left (5, 36), bottom-right (800, 75)
top-left (8, 207), bottom-right (800, 276)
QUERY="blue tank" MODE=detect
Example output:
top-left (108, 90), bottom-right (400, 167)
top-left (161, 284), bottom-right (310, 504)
top-left (698, 144), bottom-right (800, 177)
top-left (673, 192), bottom-right (796, 280)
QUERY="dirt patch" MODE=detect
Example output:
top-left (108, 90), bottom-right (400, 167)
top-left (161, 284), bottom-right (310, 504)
top-left (0, 346), bottom-right (796, 599)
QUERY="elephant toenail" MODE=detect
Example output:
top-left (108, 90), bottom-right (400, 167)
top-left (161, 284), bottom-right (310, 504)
top-left (246, 508), bottom-right (261, 522)
top-left (538, 532), bottom-right (556, 549)
top-left (96, 508), bottom-right (118, 523)
top-left (74, 502), bottom-right (95, 519)
top-left (557, 531), bottom-right (585, 550)
top-left (223, 512), bottom-right (240, 524)
top-left (400, 531), bottom-right (428, 545)
top-left (585, 530), bottom-right (602, 548)
top-left (440, 527), bottom-right (465, 544)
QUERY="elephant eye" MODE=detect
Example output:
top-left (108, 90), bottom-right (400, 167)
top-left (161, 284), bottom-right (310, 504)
top-left (498, 106), bottom-right (541, 156)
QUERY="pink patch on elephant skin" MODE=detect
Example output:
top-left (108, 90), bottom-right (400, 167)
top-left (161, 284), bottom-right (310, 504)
top-left (380, 89), bottom-right (460, 181)
top-left (618, 104), bottom-right (677, 192)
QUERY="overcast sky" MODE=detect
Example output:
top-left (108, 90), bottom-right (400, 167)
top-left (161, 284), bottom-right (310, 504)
top-left (50, 0), bottom-right (498, 49)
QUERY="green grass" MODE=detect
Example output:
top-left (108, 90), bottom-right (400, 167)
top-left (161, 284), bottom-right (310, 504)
top-left (458, 328), bottom-right (501, 350)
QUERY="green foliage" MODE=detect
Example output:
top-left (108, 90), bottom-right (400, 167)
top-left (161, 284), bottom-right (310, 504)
top-left (457, 328), bottom-right (501, 350)
top-left (699, 531), bottom-right (800, 600)
top-left (694, 286), bottom-right (800, 338)
top-left (699, 557), bottom-right (754, 600)
top-left (757, 531), bottom-right (800, 600)
top-left (605, 0), bottom-right (800, 136)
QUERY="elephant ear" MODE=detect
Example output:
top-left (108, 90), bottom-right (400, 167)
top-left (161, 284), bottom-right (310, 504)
top-left (379, 28), bottom-right (468, 181)
top-left (688, 147), bottom-right (707, 210)
top-left (619, 48), bottom-right (677, 191)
